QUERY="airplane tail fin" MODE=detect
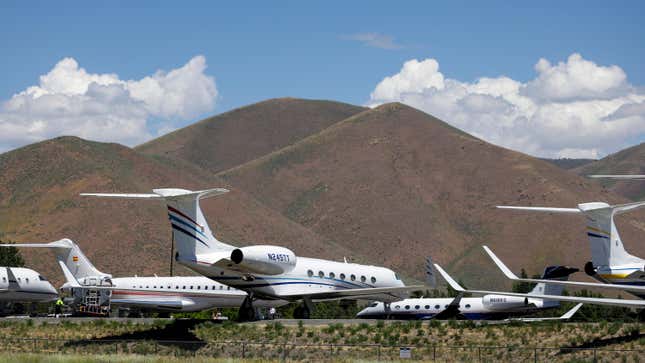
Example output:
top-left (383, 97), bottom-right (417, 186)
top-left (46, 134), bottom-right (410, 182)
top-left (529, 265), bottom-right (578, 295)
top-left (425, 256), bottom-right (437, 288)
top-left (497, 201), bottom-right (645, 269)
top-left (0, 239), bottom-right (109, 281)
top-left (81, 188), bottom-right (233, 261)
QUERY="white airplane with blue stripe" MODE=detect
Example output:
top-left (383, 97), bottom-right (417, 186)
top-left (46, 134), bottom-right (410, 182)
top-left (357, 265), bottom-right (582, 321)
top-left (81, 188), bottom-right (421, 320)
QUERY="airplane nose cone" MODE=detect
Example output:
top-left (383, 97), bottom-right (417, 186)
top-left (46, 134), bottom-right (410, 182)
top-left (46, 283), bottom-right (59, 299)
top-left (356, 308), bottom-right (369, 318)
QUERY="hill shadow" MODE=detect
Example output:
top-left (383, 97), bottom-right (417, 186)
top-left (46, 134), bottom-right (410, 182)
top-left (65, 319), bottom-right (211, 351)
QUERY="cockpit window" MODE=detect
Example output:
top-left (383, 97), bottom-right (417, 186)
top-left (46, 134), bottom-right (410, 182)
top-left (395, 273), bottom-right (401, 280)
top-left (369, 302), bottom-right (379, 307)
top-left (38, 275), bottom-right (47, 281)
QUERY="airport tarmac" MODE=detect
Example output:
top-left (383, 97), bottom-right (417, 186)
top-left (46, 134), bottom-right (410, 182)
top-left (0, 317), bottom-right (510, 326)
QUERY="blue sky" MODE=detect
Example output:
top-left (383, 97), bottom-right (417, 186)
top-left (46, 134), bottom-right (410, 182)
top-left (1, 1), bottom-right (644, 157)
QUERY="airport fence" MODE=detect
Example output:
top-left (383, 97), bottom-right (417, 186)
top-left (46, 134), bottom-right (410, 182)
top-left (0, 337), bottom-right (642, 362)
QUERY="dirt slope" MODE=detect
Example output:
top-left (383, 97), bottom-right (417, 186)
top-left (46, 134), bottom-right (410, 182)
top-left (220, 103), bottom-right (645, 288)
top-left (574, 143), bottom-right (645, 200)
top-left (137, 98), bottom-right (366, 174)
top-left (0, 137), bottom-right (356, 286)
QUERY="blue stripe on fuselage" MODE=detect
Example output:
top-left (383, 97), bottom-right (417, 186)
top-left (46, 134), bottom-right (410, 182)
top-left (212, 275), bottom-right (373, 289)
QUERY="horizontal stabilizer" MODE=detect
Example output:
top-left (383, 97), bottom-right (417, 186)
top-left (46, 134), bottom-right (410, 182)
top-left (434, 263), bottom-right (645, 309)
top-left (589, 175), bottom-right (645, 180)
top-left (483, 245), bottom-right (645, 293)
top-left (0, 239), bottom-right (74, 250)
top-left (496, 206), bottom-right (581, 214)
top-left (81, 188), bottom-right (229, 201)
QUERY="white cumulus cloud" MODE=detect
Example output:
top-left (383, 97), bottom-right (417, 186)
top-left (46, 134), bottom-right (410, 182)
top-left (0, 55), bottom-right (218, 152)
top-left (368, 53), bottom-right (645, 158)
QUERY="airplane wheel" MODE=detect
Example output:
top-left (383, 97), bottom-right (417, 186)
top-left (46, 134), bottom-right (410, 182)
top-left (293, 305), bottom-right (310, 319)
top-left (238, 296), bottom-right (256, 322)
top-left (301, 306), bottom-right (310, 319)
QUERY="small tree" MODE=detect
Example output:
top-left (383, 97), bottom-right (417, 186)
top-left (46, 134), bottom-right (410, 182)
top-left (0, 241), bottom-right (24, 267)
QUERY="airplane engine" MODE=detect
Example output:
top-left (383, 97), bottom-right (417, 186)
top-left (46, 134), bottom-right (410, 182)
top-left (482, 294), bottom-right (528, 311)
top-left (230, 245), bottom-right (297, 275)
top-left (584, 261), bottom-right (596, 276)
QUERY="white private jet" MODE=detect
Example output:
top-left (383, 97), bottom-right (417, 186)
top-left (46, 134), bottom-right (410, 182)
top-left (357, 265), bottom-right (582, 321)
top-left (434, 262), bottom-right (645, 309)
top-left (1, 239), bottom-right (285, 314)
top-left (0, 266), bottom-right (58, 307)
top-left (497, 200), bottom-right (645, 297)
top-left (81, 188), bottom-right (421, 320)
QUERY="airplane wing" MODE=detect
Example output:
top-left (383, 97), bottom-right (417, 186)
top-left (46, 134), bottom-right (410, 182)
top-left (282, 285), bottom-right (425, 302)
top-left (434, 263), bottom-right (645, 308)
top-left (59, 261), bottom-right (82, 288)
top-left (6, 268), bottom-right (21, 291)
top-left (483, 245), bottom-right (645, 294)
top-left (431, 294), bottom-right (464, 320)
top-left (507, 303), bottom-right (583, 322)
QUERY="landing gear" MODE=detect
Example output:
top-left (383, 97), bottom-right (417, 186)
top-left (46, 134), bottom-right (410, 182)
top-left (384, 302), bottom-right (391, 320)
top-left (293, 298), bottom-right (314, 319)
top-left (238, 294), bottom-right (257, 322)
top-left (293, 306), bottom-right (310, 319)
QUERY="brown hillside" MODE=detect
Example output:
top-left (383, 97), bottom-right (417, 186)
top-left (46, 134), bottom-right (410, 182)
top-left (220, 103), bottom-right (645, 288)
top-left (0, 137), bottom-right (357, 287)
top-left (574, 143), bottom-right (645, 200)
top-left (137, 98), bottom-right (366, 174)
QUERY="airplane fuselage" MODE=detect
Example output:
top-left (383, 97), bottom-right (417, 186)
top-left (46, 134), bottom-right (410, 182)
top-left (357, 295), bottom-right (550, 320)
top-left (181, 255), bottom-right (405, 302)
top-left (68, 275), bottom-right (287, 312)
top-left (594, 264), bottom-right (645, 298)
top-left (0, 267), bottom-right (58, 303)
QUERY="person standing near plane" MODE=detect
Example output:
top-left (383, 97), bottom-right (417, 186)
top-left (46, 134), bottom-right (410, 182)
top-left (54, 298), bottom-right (64, 317)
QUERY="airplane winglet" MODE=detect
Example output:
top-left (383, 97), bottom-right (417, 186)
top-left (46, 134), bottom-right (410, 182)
top-left (561, 303), bottom-right (583, 320)
top-left (58, 261), bottom-right (82, 288)
top-left (482, 245), bottom-right (519, 280)
top-left (433, 264), bottom-right (465, 292)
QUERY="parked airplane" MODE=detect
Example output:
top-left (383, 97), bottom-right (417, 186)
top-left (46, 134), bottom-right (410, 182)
top-left (356, 265), bottom-right (581, 321)
top-left (1, 239), bottom-right (285, 314)
top-left (81, 188), bottom-right (421, 320)
top-left (0, 267), bottom-right (58, 305)
top-left (497, 200), bottom-right (645, 297)
top-left (434, 263), bottom-right (645, 308)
